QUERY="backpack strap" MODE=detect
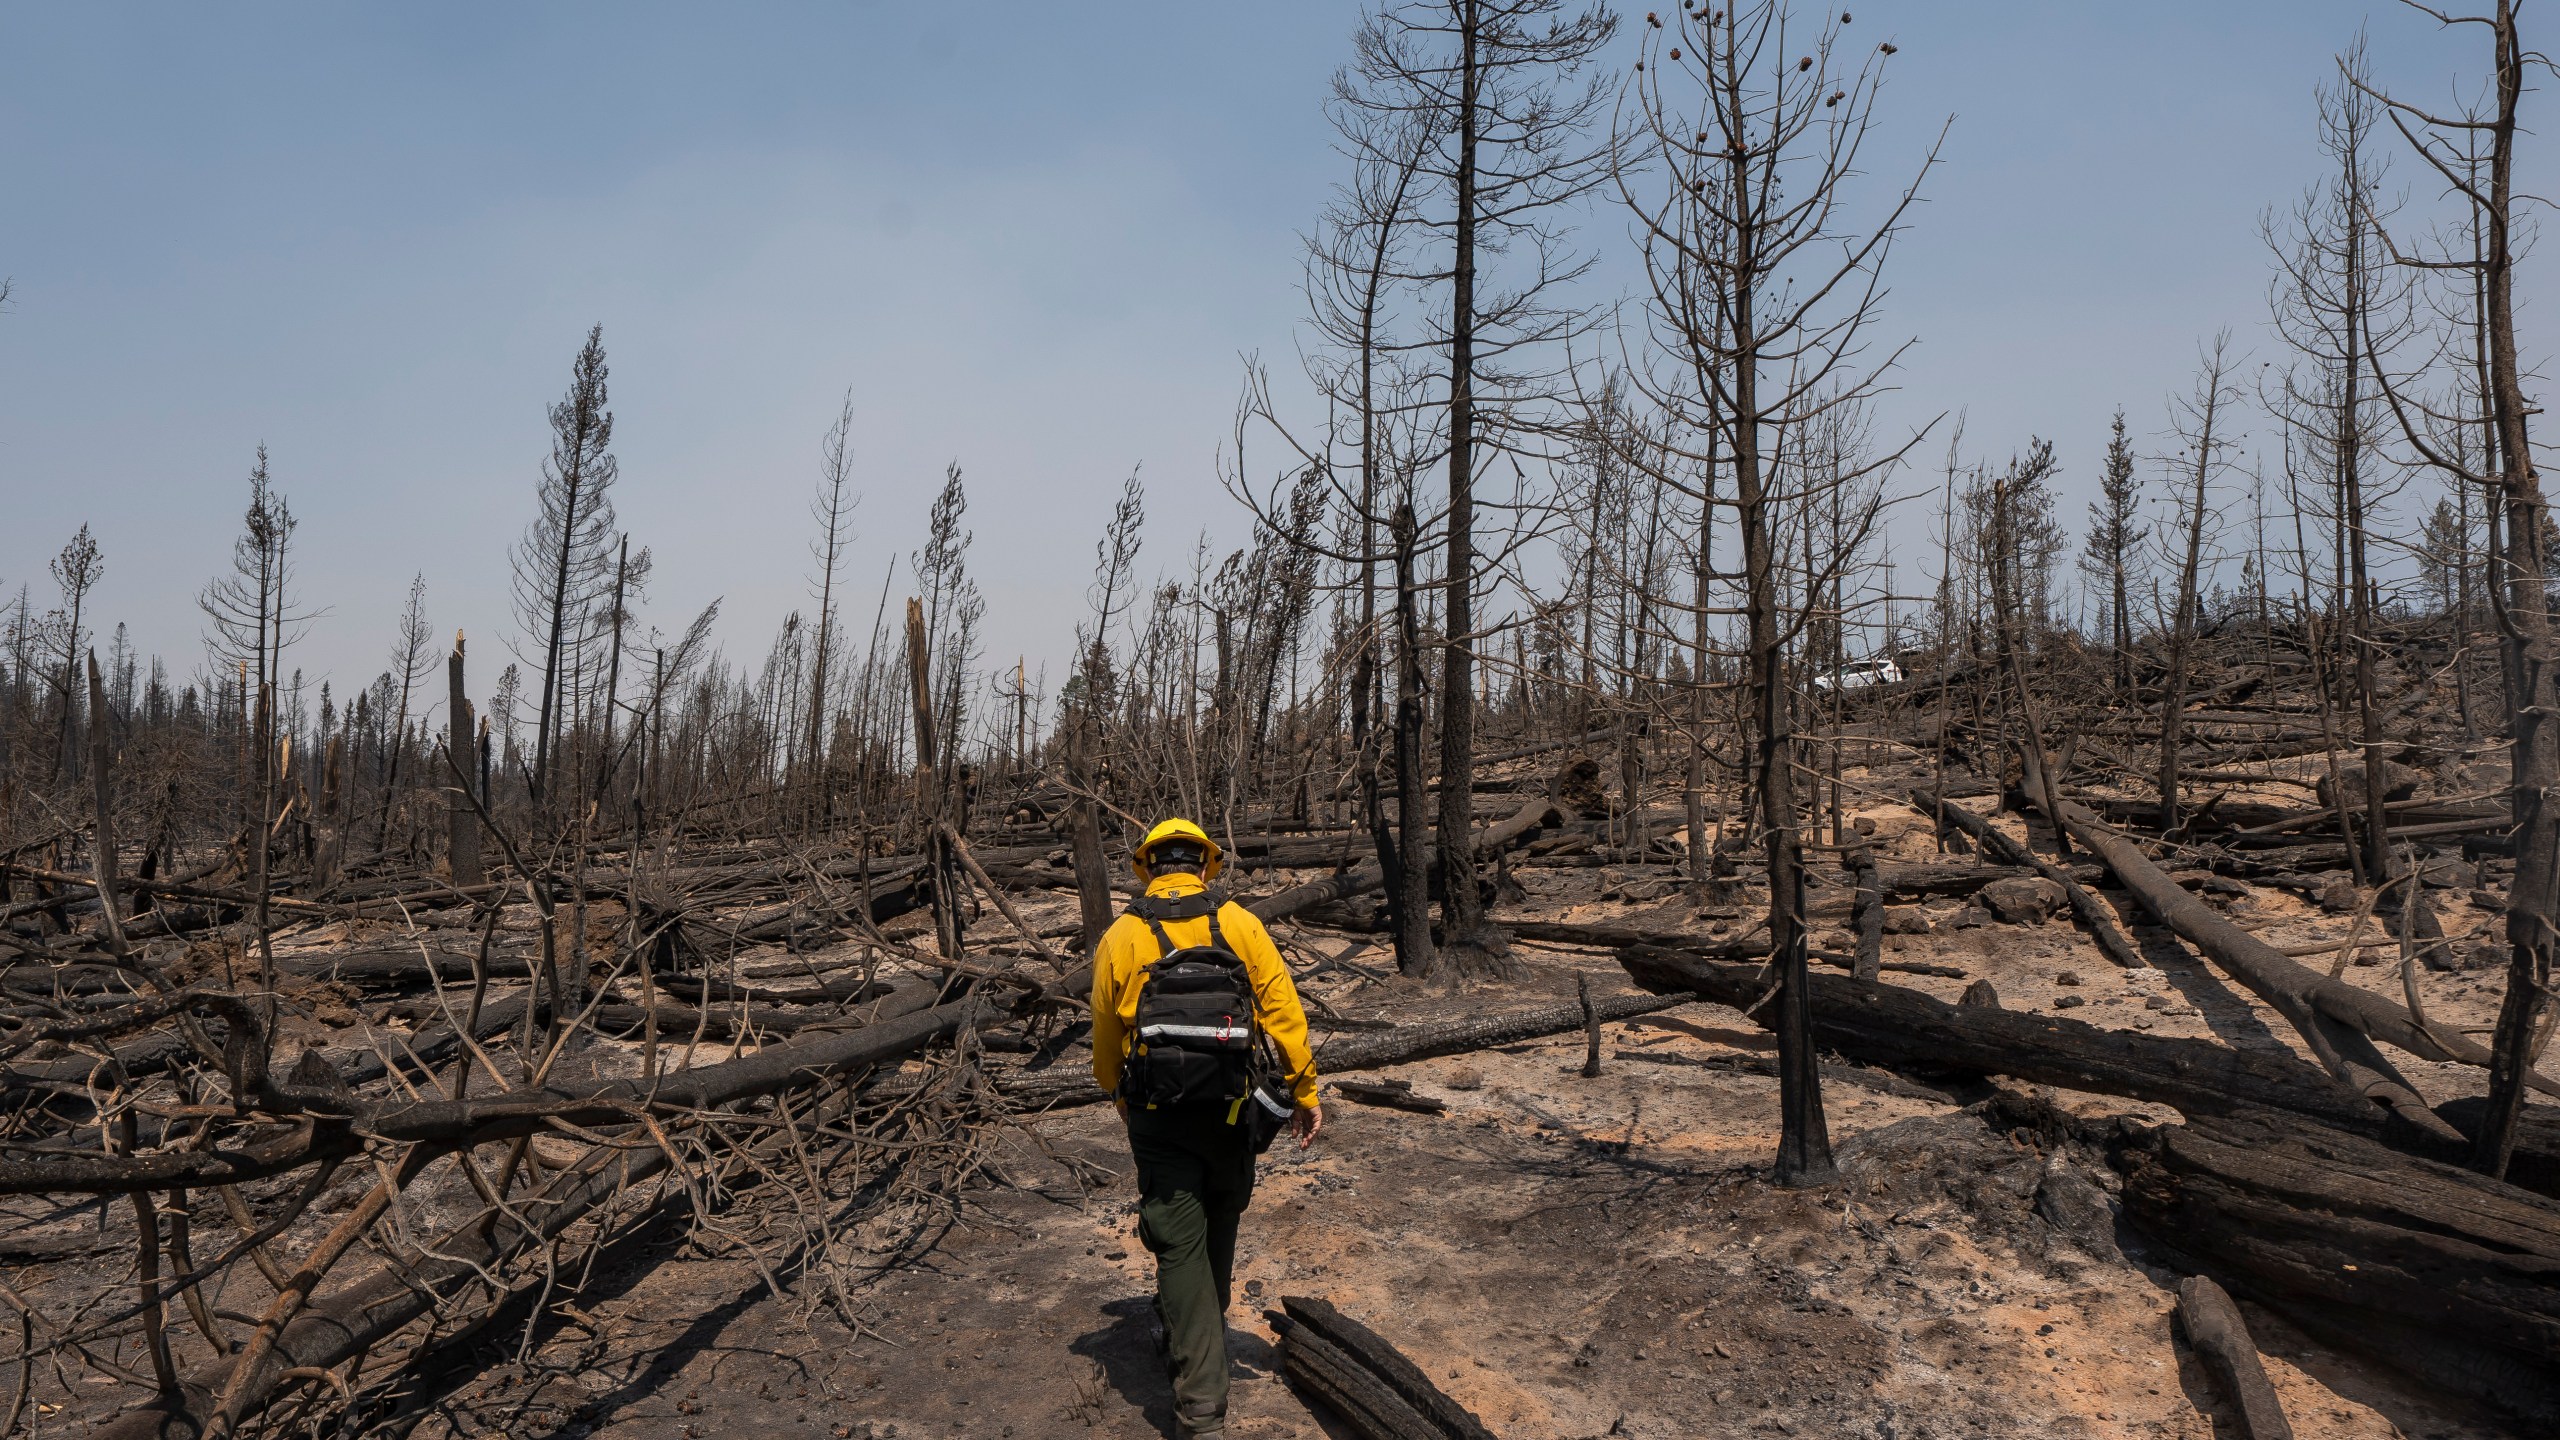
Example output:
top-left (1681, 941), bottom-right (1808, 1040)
top-left (1132, 891), bottom-right (1218, 922)
top-left (1138, 911), bottom-right (1179, 959)
top-left (1128, 890), bottom-right (1222, 960)
top-left (1207, 902), bottom-right (1261, 1044)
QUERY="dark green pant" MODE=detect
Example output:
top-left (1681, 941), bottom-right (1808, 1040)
top-left (1126, 1104), bottom-right (1256, 1427)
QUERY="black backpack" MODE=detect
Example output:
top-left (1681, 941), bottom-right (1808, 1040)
top-left (1120, 892), bottom-right (1270, 1114)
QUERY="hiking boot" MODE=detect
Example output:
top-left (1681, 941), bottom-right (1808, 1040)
top-left (1174, 1410), bottom-right (1225, 1439)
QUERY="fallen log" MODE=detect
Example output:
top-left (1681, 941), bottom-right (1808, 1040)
top-left (1253, 864), bottom-right (1390, 926)
top-left (334, 994), bottom-right (533, 1089)
top-left (277, 948), bottom-right (531, 986)
top-left (2229, 795), bottom-right (2507, 840)
top-left (1278, 1319), bottom-right (1441, 1439)
top-left (1617, 945), bottom-right (2381, 1131)
top-left (1798, 862), bottom-right (2046, 901)
top-left (1818, 952), bottom-right (1968, 980)
top-left (0, 1115), bottom-right (367, 1198)
top-left (1333, 1078), bottom-right (1447, 1115)
top-left (1509, 918), bottom-right (1771, 953)
top-left (8, 1029), bottom-right (195, 1087)
top-left (1507, 920), bottom-right (1964, 978)
top-left (1912, 790), bottom-right (2144, 969)
top-left (587, 1000), bottom-right (823, 1041)
top-left (1274, 1295), bottom-right (1498, 1440)
top-left (1619, 944), bottom-right (2560, 1196)
top-left (2042, 795), bottom-right (2553, 1131)
top-left (2175, 1276), bottom-right (2295, 1440)
top-left (652, 970), bottom-right (887, 1008)
top-left (2120, 1109), bottom-right (2560, 1426)
top-left (2070, 796), bottom-right (2300, 833)
top-left (1874, 862), bottom-right (2039, 898)
top-left (6, 994), bottom-right (537, 1151)
top-left (1, 865), bottom-right (347, 920)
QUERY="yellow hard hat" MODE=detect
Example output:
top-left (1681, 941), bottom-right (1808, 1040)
top-left (1133, 817), bottom-right (1223, 882)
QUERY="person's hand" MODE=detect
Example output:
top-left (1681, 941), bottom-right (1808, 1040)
top-left (1293, 1104), bottom-right (1324, 1149)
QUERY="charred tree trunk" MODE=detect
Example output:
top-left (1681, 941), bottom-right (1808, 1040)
top-left (1846, 840), bottom-right (1882, 984)
top-left (906, 599), bottom-right (962, 962)
top-left (2120, 1109), bottom-right (2560, 1426)
top-left (2158, 349), bottom-right (2231, 835)
top-left (1428, 8), bottom-right (1509, 980)
top-left (2467, 1), bottom-right (2560, 1185)
top-left (1392, 503), bottom-right (1436, 975)
top-left (86, 653), bottom-right (129, 956)
top-left (1738, 331), bottom-right (1832, 1187)
top-left (446, 635), bottom-right (481, 889)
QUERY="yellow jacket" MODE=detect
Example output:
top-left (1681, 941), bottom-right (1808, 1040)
top-left (1090, 873), bottom-right (1319, 1108)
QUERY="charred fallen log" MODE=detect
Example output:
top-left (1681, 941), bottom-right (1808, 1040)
top-left (1274, 1295), bottom-right (1498, 1440)
top-left (1911, 791), bottom-right (2144, 969)
top-left (2042, 795), bottom-right (2551, 1136)
top-left (1618, 943), bottom-right (2560, 1196)
top-left (1616, 945), bottom-right (2381, 1130)
top-left (2120, 1110), bottom-right (2560, 1426)
top-left (1509, 921), bottom-right (1963, 977)
top-left (276, 947), bottom-right (528, 986)
top-left (2174, 1276), bottom-right (2295, 1440)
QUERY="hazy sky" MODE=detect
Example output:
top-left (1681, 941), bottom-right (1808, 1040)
top-left (0, 2), bottom-right (2537, 715)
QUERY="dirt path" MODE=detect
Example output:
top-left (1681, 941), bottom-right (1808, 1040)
top-left (393, 962), bottom-right (2521, 1440)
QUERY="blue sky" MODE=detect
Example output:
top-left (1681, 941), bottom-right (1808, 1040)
top-left (0, 2), bottom-right (2535, 709)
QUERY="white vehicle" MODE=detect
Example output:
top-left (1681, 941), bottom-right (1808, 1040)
top-left (1812, 658), bottom-right (1904, 693)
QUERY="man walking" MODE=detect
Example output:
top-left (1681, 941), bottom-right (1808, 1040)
top-left (1091, 818), bottom-right (1322, 1438)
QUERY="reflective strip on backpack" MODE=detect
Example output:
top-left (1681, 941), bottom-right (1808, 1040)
top-left (1250, 1085), bottom-right (1291, 1118)
top-left (1138, 1022), bottom-right (1248, 1044)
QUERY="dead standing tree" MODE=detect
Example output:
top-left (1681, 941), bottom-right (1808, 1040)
top-left (1966, 441), bottom-right (2075, 845)
top-left (911, 463), bottom-right (982, 833)
top-left (2079, 410), bottom-right (2148, 697)
top-left (2353, 0), bottom-right (2559, 1179)
top-left (1618, 0), bottom-right (1942, 1185)
top-left (446, 631), bottom-right (480, 886)
top-left (1334, 0), bottom-right (1618, 982)
top-left (2153, 336), bottom-right (2243, 838)
top-left (1066, 472), bottom-right (1143, 952)
top-left (906, 598), bottom-right (962, 961)
top-left (45, 525), bottom-right (103, 783)
top-left (1295, 87), bottom-right (1438, 971)
top-left (372, 573), bottom-right (432, 857)
top-left (513, 324), bottom-right (619, 814)
top-left (197, 451), bottom-right (303, 1003)
top-left (2265, 34), bottom-right (2417, 880)
top-left (802, 392), bottom-right (861, 833)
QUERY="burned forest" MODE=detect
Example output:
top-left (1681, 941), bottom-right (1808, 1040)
top-left (3, 3), bottom-right (2558, 1438)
